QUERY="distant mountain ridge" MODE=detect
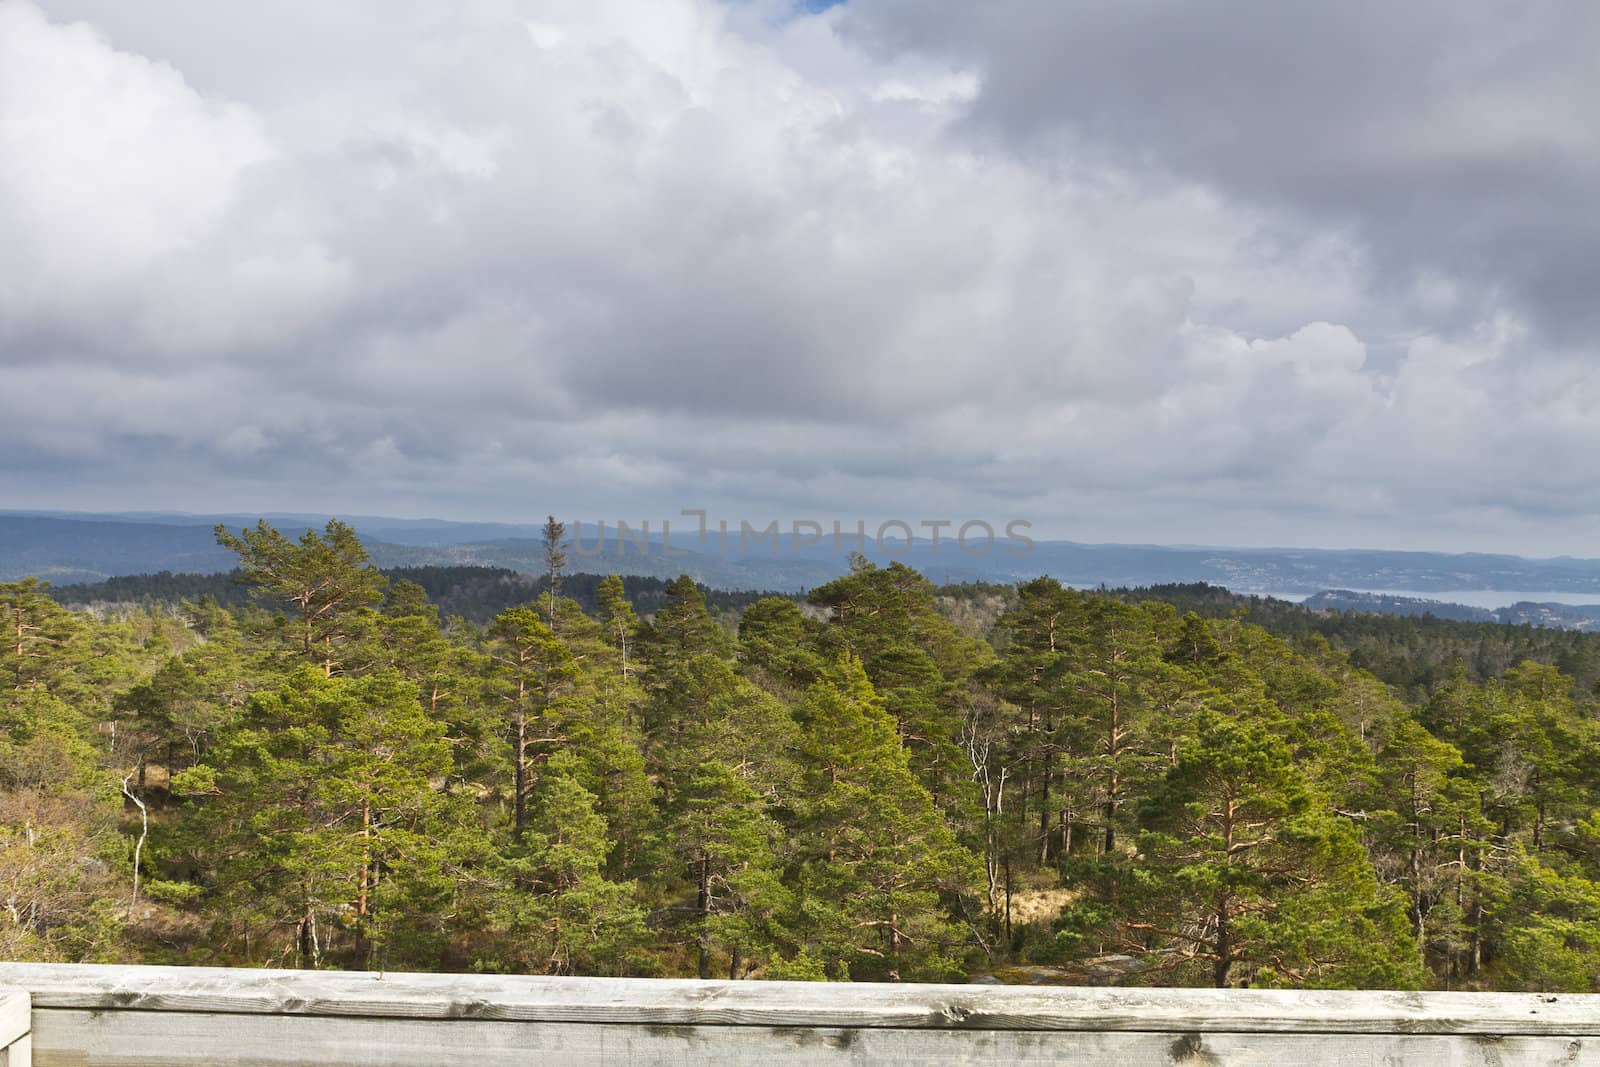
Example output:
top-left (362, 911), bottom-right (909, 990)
top-left (44, 566), bottom-right (777, 624)
top-left (1305, 589), bottom-right (1600, 631)
top-left (9, 510), bottom-right (1600, 598)
top-left (1302, 590), bottom-right (1497, 622)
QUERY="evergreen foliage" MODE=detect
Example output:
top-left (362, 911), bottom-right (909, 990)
top-left (5, 531), bottom-right (1600, 990)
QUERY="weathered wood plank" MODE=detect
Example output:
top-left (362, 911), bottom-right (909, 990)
top-left (27, 1009), bottom-right (1600, 1067)
top-left (2, 964), bottom-right (1598, 1036)
top-left (0, 991), bottom-right (28, 1049)
top-left (0, 989), bottom-right (31, 1067)
top-left (0, 1032), bottom-right (31, 1067)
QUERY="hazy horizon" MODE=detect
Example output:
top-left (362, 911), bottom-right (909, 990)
top-left (10, 504), bottom-right (1600, 564)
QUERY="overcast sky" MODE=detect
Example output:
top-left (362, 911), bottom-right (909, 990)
top-left (2, 1), bottom-right (1597, 554)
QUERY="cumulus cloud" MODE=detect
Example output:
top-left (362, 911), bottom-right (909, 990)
top-left (0, 2), bottom-right (346, 356)
top-left (0, 0), bottom-right (1595, 553)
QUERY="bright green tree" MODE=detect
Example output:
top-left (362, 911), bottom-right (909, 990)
top-left (791, 657), bottom-right (981, 981)
top-left (738, 597), bottom-right (822, 688)
top-left (485, 755), bottom-right (647, 975)
top-left (669, 761), bottom-right (791, 979)
top-left (594, 575), bottom-right (640, 680)
top-left (486, 607), bottom-right (577, 840)
top-left (0, 686), bottom-right (124, 962)
top-left (174, 668), bottom-right (471, 969)
top-left (1, 579), bottom-right (83, 693)
top-left (214, 520), bottom-right (387, 676)
top-left (1371, 718), bottom-right (1486, 968)
top-left (807, 559), bottom-right (990, 825)
top-left (1123, 711), bottom-right (1421, 988)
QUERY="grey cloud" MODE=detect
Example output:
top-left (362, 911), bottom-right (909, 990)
top-left (841, 0), bottom-right (1600, 340)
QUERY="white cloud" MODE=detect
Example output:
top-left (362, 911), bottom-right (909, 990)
top-left (0, 1), bottom-right (347, 355)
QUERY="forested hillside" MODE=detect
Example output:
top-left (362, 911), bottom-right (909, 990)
top-left (4, 521), bottom-right (1600, 990)
top-left (1120, 583), bottom-right (1600, 700)
top-left (49, 567), bottom-right (777, 626)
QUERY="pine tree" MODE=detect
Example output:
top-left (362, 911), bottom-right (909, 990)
top-left (807, 560), bottom-right (989, 824)
top-left (487, 754), bottom-right (646, 975)
top-left (737, 597), bottom-right (821, 688)
top-left (985, 577), bottom-right (1078, 867)
top-left (1499, 828), bottom-right (1600, 992)
top-left (644, 576), bottom-right (731, 664)
top-left (669, 761), bottom-right (790, 979)
top-left (638, 576), bottom-right (737, 756)
top-left (375, 582), bottom-right (490, 788)
top-left (1063, 597), bottom-right (1169, 856)
top-left (1, 579), bottom-right (82, 694)
top-left (541, 516), bottom-right (567, 631)
top-left (791, 657), bottom-right (981, 980)
top-left (594, 574), bottom-right (639, 678)
top-left (1372, 718), bottom-right (1484, 962)
top-left (533, 594), bottom-right (656, 879)
top-left (114, 656), bottom-right (218, 790)
top-left (173, 668), bottom-right (472, 969)
top-left (1126, 710), bottom-right (1421, 988)
top-left (214, 520), bottom-right (387, 676)
top-left (486, 608), bottom-right (578, 840)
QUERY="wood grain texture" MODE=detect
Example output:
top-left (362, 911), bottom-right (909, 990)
top-left (0, 1032), bottom-right (31, 1067)
top-left (0, 989), bottom-right (31, 1067)
top-left (2, 964), bottom-right (1599, 1036)
top-left (26, 1010), bottom-right (1600, 1067)
top-left (0, 991), bottom-right (28, 1048)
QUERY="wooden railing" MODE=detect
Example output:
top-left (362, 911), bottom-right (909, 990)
top-left (1, 963), bottom-right (1597, 1065)
top-left (0, 989), bottom-right (29, 1067)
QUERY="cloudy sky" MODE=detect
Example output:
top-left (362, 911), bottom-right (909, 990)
top-left (2, 1), bottom-right (1597, 554)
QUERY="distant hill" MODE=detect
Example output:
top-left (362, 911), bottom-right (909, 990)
top-left (1303, 589), bottom-right (1600, 631)
top-left (46, 566), bottom-right (783, 624)
top-left (0, 515), bottom-right (239, 583)
top-left (1116, 583), bottom-right (1600, 697)
top-left (1302, 589), bottom-right (1496, 622)
top-left (1497, 601), bottom-right (1600, 631)
top-left (10, 510), bottom-right (1600, 598)
top-left (0, 513), bottom-right (841, 590)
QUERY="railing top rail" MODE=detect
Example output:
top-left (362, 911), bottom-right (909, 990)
top-left (1, 964), bottom-right (1596, 1036)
